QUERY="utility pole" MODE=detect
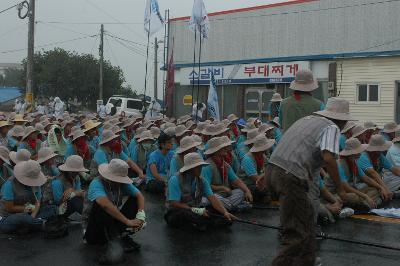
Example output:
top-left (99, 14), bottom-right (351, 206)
top-left (99, 24), bottom-right (104, 101)
top-left (26, 0), bottom-right (35, 109)
top-left (154, 37), bottom-right (158, 101)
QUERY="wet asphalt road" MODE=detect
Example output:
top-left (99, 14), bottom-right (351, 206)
top-left (1, 193), bottom-right (400, 266)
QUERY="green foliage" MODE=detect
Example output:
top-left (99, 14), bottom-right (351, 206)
top-left (1, 68), bottom-right (24, 87)
top-left (20, 48), bottom-right (135, 108)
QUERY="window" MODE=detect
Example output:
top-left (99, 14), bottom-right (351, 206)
top-left (356, 84), bottom-right (380, 103)
top-left (110, 98), bottom-right (122, 107)
top-left (127, 100), bottom-right (143, 110)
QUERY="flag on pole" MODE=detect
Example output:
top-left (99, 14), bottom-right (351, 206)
top-left (189, 0), bottom-right (210, 39)
top-left (165, 49), bottom-right (175, 116)
top-left (207, 71), bottom-right (220, 121)
top-left (144, 0), bottom-right (165, 36)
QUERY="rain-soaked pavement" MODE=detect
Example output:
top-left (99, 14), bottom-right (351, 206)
top-left (1, 193), bottom-right (400, 266)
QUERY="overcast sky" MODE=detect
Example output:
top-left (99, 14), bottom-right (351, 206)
top-left (1, 0), bottom-right (289, 98)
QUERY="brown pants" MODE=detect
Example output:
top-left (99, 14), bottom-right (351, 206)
top-left (267, 164), bottom-right (316, 266)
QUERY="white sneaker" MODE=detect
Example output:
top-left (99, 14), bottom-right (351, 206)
top-left (339, 207), bottom-right (354, 218)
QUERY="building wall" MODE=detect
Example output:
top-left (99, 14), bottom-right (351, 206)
top-left (336, 56), bottom-right (400, 126)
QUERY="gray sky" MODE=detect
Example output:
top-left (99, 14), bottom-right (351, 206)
top-left (1, 0), bottom-right (288, 98)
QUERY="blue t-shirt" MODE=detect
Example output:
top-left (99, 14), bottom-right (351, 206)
top-left (93, 147), bottom-right (129, 165)
top-left (201, 164), bottom-right (238, 185)
top-left (357, 152), bottom-right (393, 173)
top-left (169, 156), bottom-right (181, 179)
top-left (146, 150), bottom-right (173, 182)
top-left (128, 139), bottom-right (138, 158)
top-left (51, 176), bottom-right (82, 204)
top-left (1, 179), bottom-right (42, 201)
top-left (381, 132), bottom-right (391, 141)
top-left (241, 154), bottom-right (257, 177)
top-left (237, 145), bottom-right (249, 161)
top-left (338, 162), bottom-right (365, 183)
top-left (7, 136), bottom-right (18, 150)
top-left (167, 175), bottom-right (213, 202)
top-left (318, 176), bottom-right (325, 189)
top-left (88, 178), bottom-right (139, 202)
top-left (339, 135), bottom-right (347, 151)
top-left (88, 136), bottom-right (100, 151)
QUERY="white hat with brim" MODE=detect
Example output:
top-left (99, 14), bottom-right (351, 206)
top-left (138, 131), bottom-right (155, 143)
top-left (289, 69), bottom-right (318, 92)
top-left (9, 149), bottom-right (31, 164)
top-left (99, 159), bottom-right (133, 184)
top-left (383, 122), bottom-right (400, 134)
top-left (351, 125), bottom-right (367, 138)
top-left (203, 124), bottom-right (229, 136)
top-left (341, 121), bottom-right (357, 134)
top-left (0, 146), bottom-right (11, 165)
top-left (314, 97), bottom-right (354, 121)
top-left (72, 130), bottom-right (86, 142)
top-left (339, 138), bottom-right (368, 156)
top-left (241, 123), bottom-right (256, 133)
top-left (270, 93), bottom-right (283, 102)
top-left (22, 126), bottom-right (39, 141)
top-left (204, 137), bottom-right (232, 155)
top-left (366, 135), bottom-right (392, 152)
top-left (59, 155), bottom-right (88, 172)
top-left (100, 130), bottom-right (119, 145)
top-left (175, 125), bottom-right (191, 137)
top-left (258, 124), bottom-right (275, 134)
top-left (250, 136), bottom-right (275, 153)
top-left (179, 152), bottom-right (209, 173)
top-left (12, 126), bottom-right (25, 138)
top-left (227, 114), bottom-right (239, 123)
top-left (244, 129), bottom-right (260, 145)
top-left (14, 160), bottom-right (47, 187)
top-left (270, 117), bottom-right (280, 128)
top-left (134, 128), bottom-right (147, 139)
top-left (37, 147), bottom-right (58, 164)
top-left (176, 136), bottom-right (202, 154)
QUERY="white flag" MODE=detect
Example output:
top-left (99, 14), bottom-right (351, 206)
top-left (189, 0), bottom-right (210, 39)
top-left (144, 0), bottom-right (165, 36)
top-left (207, 71), bottom-right (220, 121)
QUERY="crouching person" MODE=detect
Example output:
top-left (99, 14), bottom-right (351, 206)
top-left (83, 159), bottom-right (146, 265)
top-left (165, 153), bottom-right (236, 231)
top-left (0, 160), bottom-right (56, 234)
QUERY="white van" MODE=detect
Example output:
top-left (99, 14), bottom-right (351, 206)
top-left (106, 96), bottom-right (150, 117)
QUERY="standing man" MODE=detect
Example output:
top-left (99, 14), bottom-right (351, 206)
top-left (261, 98), bottom-right (352, 266)
top-left (279, 69), bottom-right (325, 133)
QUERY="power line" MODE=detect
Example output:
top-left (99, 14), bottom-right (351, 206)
top-left (36, 21), bottom-right (94, 37)
top-left (108, 36), bottom-right (148, 58)
top-left (36, 20), bottom-right (143, 25)
top-left (104, 34), bottom-right (120, 66)
top-left (0, 23), bottom-right (26, 39)
top-left (0, 3), bottom-right (19, 14)
top-left (104, 32), bottom-right (148, 48)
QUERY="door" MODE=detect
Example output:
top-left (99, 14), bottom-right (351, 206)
top-left (396, 81), bottom-right (400, 123)
top-left (245, 88), bottom-right (276, 122)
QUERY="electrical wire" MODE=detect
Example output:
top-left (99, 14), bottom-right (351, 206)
top-left (36, 20), bottom-right (143, 25)
top-left (104, 32), bottom-right (148, 48)
top-left (104, 34), bottom-right (120, 66)
top-left (0, 3), bottom-right (18, 15)
top-left (36, 21), bottom-right (94, 37)
top-left (0, 23), bottom-right (27, 39)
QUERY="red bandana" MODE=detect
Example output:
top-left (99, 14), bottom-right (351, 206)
top-left (293, 91), bottom-right (302, 101)
top-left (75, 137), bottom-right (90, 161)
top-left (232, 126), bottom-right (239, 138)
top-left (345, 157), bottom-right (358, 178)
top-left (109, 139), bottom-right (123, 154)
top-left (213, 157), bottom-right (228, 181)
top-left (368, 152), bottom-right (380, 170)
top-left (224, 152), bottom-right (233, 166)
top-left (254, 153), bottom-right (265, 172)
top-left (28, 139), bottom-right (37, 150)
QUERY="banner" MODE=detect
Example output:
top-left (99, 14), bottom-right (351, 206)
top-left (207, 71), bottom-right (220, 121)
top-left (144, 0), bottom-right (164, 36)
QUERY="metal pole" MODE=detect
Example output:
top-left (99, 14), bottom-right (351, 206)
top-left (162, 9), bottom-right (168, 117)
top-left (221, 85), bottom-right (224, 118)
top-left (99, 24), bottom-right (104, 101)
top-left (191, 30), bottom-right (197, 114)
top-left (143, 23), bottom-right (151, 113)
top-left (26, 0), bottom-right (35, 109)
top-left (195, 25), bottom-right (202, 122)
top-left (154, 37), bottom-right (158, 101)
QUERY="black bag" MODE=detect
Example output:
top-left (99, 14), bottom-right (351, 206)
top-left (44, 216), bottom-right (69, 239)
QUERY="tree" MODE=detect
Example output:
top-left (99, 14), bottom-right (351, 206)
top-left (2, 68), bottom-right (24, 87)
top-left (20, 48), bottom-right (136, 109)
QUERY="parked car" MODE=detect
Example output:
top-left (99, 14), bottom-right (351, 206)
top-left (106, 96), bottom-right (150, 117)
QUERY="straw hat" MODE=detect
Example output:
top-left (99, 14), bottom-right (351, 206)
top-left (204, 137), bottom-right (232, 155)
top-left (138, 130), bottom-right (155, 143)
top-left (351, 125), bottom-right (367, 138)
top-left (366, 134), bottom-right (392, 152)
top-left (35, 123), bottom-right (47, 135)
top-left (341, 121), bottom-right (357, 134)
top-left (134, 127), bottom-right (147, 139)
top-left (59, 155), bottom-right (88, 172)
top-left (289, 69), bottom-right (318, 92)
top-left (22, 126), bottom-right (39, 141)
top-left (250, 135), bottom-right (275, 153)
top-left (14, 160), bottom-right (47, 187)
top-left (60, 119), bottom-right (74, 129)
top-left (37, 147), bottom-right (58, 164)
top-left (99, 159), bottom-right (132, 184)
top-left (176, 136), bottom-right (202, 154)
top-left (141, 121), bottom-right (154, 129)
top-left (241, 122), bottom-right (256, 133)
top-left (339, 138), bottom-right (368, 156)
top-left (227, 114), bottom-right (239, 123)
top-left (222, 119), bottom-right (232, 128)
top-left (270, 93), bottom-right (283, 102)
top-left (0, 120), bottom-right (12, 129)
top-left (258, 124), bottom-right (275, 134)
top-left (164, 127), bottom-right (176, 137)
top-left (150, 127), bottom-right (161, 138)
top-left (244, 128), bottom-right (260, 145)
top-left (71, 129), bottom-right (86, 142)
top-left (364, 121), bottom-right (378, 131)
top-left (83, 120), bottom-right (102, 133)
top-left (10, 149), bottom-right (31, 164)
top-left (179, 152), bottom-right (209, 173)
top-left (271, 117), bottom-right (280, 128)
top-left (383, 122), bottom-right (399, 133)
top-left (175, 125), bottom-right (190, 137)
top-left (100, 130), bottom-right (119, 145)
top-left (203, 123), bottom-right (228, 136)
top-left (11, 125), bottom-right (25, 138)
top-left (192, 134), bottom-right (203, 144)
top-left (314, 98), bottom-right (354, 121)
top-left (193, 122), bottom-right (206, 134)
top-left (68, 126), bottom-right (81, 137)
top-left (13, 114), bottom-right (28, 123)
top-left (0, 146), bottom-right (11, 165)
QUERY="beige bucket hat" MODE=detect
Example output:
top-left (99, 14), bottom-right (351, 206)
top-left (341, 121), bottom-right (357, 134)
top-left (185, 120), bottom-right (196, 130)
top-left (100, 130), bottom-right (119, 145)
top-left (14, 160), bottom-right (47, 187)
top-left (364, 121), bottom-right (378, 131)
top-left (42, 120), bottom-right (53, 129)
top-left (314, 98), bottom-right (354, 121)
top-left (134, 127), bottom-right (147, 139)
top-left (37, 147), bottom-right (58, 164)
top-left (177, 115), bottom-right (191, 125)
top-left (175, 125), bottom-right (191, 137)
top-left (22, 126), bottom-right (39, 141)
top-left (10, 149), bottom-right (31, 164)
top-left (221, 119), bottom-right (232, 128)
top-left (366, 134), bottom-right (392, 152)
top-left (241, 122), bottom-right (256, 133)
top-left (35, 123), bottom-right (47, 135)
top-left (71, 129), bottom-right (86, 142)
top-left (180, 152), bottom-right (209, 173)
top-left (99, 159), bottom-right (132, 184)
top-left (138, 130), bottom-right (155, 143)
top-left (250, 135), bottom-right (275, 153)
top-left (112, 126), bottom-right (124, 135)
top-left (150, 127), bottom-right (161, 138)
top-left (340, 138), bottom-right (368, 156)
top-left (59, 155), bottom-right (88, 172)
top-left (289, 69), bottom-right (318, 92)
top-left (102, 122), bottom-right (113, 131)
top-left (258, 124), bottom-right (275, 134)
top-left (203, 123), bottom-right (228, 136)
top-left (122, 118), bottom-right (135, 129)
top-left (60, 119), bottom-right (74, 129)
top-left (12, 125), bottom-right (25, 138)
top-left (0, 120), bottom-right (12, 129)
top-left (193, 122), bottom-right (206, 134)
top-left (0, 146), bottom-right (11, 165)
top-left (68, 126), bottom-right (81, 137)
top-left (204, 136), bottom-right (232, 155)
top-left (83, 120), bottom-right (102, 133)
top-left (13, 114), bottom-right (28, 123)
top-left (351, 125), bottom-right (367, 138)
top-left (227, 114), bottom-right (239, 123)
top-left (383, 122), bottom-right (399, 134)
top-left (164, 127), bottom-right (176, 137)
top-left (176, 136), bottom-right (202, 154)
top-left (270, 93), bottom-right (283, 102)
top-left (244, 128), bottom-right (260, 145)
